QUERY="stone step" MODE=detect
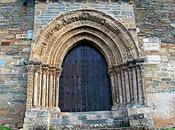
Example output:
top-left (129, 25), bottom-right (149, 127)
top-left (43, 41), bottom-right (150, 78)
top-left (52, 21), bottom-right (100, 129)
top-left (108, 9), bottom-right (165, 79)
top-left (80, 128), bottom-right (144, 130)
top-left (53, 126), bottom-right (145, 130)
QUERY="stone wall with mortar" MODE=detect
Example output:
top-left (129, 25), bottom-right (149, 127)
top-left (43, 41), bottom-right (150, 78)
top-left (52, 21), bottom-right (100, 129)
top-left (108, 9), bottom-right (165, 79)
top-left (33, 1), bottom-right (138, 43)
top-left (0, 0), bottom-right (175, 129)
top-left (134, 0), bottom-right (175, 128)
top-left (0, 0), bottom-right (34, 128)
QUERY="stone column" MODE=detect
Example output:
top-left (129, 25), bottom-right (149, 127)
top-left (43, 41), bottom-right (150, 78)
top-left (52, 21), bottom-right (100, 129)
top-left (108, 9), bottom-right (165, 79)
top-left (48, 67), bottom-right (54, 108)
top-left (45, 67), bottom-right (49, 108)
top-left (109, 68), bottom-right (117, 106)
top-left (55, 67), bottom-right (62, 111)
top-left (114, 70), bottom-right (120, 104)
top-left (128, 66), bottom-right (134, 104)
top-left (124, 67), bottom-right (130, 104)
top-left (132, 65), bottom-right (138, 104)
top-left (121, 66), bottom-right (127, 105)
top-left (33, 66), bottom-right (40, 107)
top-left (120, 69), bottom-right (124, 104)
top-left (38, 66), bottom-right (42, 107)
top-left (136, 64), bottom-right (144, 105)
top-left (41, 64), bottom-right (49, 107)
top-left (114, 66), bottom-right (123, 105)
top-left (26, 64), bottom-right (35, 109)
top-left (52, 67), bottom-right (56, 109)
top-left (41, 72), bottom-right (46, 107)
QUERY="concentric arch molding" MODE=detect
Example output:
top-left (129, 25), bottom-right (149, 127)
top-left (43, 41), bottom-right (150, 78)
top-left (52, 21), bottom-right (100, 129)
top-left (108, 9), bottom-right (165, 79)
top-left (31, 9), bottom-right (139, 67)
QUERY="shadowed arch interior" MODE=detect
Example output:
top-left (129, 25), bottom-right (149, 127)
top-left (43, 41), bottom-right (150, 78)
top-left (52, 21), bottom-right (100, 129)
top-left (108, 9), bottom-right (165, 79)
top-left (59, 40), bottom-right (112, 112)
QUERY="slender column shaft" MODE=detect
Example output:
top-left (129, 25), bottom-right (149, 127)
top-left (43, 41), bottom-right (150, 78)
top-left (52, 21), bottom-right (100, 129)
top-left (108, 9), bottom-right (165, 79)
top-left (37, 70), bottom-right (42, 106)
top-left (42, 73), bottom-right (46, 107)
top-left (33, 72), bottom-right (38, 106)
top-left (49, 74), bottom-right (53, 108)
top-left (26, 65), bottom-right (35, 109)
top-left (121, 69), bottom-right (126, 104)
top-left (132, 66), bottom-right (138, 103)
top-left (109, 69), bottom-right (117, 106)
top-left (136, 65), bottom-right (144, 105)
top-left (56, 67), bottom-right (62, 109)
top-left (125, 68), bottom-right (130, 104)
top-left (46, 74), bottom-right (49, 107)
top-left (114, 73), bottom-right (119, 104)
top-left (128, 67), bottom-right (134, 103)
top-left (55, 76), bottom-right (59, 108)
top-left (140, 64), bottom-right (145, 105)
top-left (117, 71), bottom-right (123, 104)
top-left (52, 74), bottom-right (56, 107)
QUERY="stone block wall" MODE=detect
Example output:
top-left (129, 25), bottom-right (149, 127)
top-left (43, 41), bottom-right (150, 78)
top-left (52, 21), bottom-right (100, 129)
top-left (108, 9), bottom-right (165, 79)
top-left (33, 1), bottom-right (138, 43)
top-left (134, 0), bottom-right (175, 44)
top-left (134, 0), bottom-right (175, 128)
top-left (0, 0), bottom-right (34, 128)
top-left (0, 0), bottom-right (175, 129)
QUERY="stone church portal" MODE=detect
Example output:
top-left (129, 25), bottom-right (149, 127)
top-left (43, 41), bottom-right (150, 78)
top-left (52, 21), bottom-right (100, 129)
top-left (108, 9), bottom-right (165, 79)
top-left (24, 9), bottom-right (145, 129)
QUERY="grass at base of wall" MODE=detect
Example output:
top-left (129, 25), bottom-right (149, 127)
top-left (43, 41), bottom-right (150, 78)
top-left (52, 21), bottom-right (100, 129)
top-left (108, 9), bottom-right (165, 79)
top-left (0, 126), bottom-right (12, 130)
top-left (164, 128), bottom-right (175, 130)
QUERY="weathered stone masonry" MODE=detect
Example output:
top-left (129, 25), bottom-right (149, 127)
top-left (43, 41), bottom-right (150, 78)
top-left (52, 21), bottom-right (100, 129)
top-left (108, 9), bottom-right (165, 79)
top-left (23, 8), bottom-right (147, 129)
top-left (0, 0), bottom-right (34, 128)
top-left (0, 0), bottom-right (175, 129)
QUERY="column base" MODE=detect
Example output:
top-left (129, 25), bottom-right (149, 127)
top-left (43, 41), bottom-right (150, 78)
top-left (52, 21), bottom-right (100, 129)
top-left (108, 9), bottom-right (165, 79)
top-left (51, 107), bottom-right (61, 112)
top-left (111, 104), bottom-right (128, 118)
top-left (50, 107), bottom-right (61, 119)
top-left (23, 108), bottom-right (50, 130)
top-left (127, 106), bottom-right (153, 128)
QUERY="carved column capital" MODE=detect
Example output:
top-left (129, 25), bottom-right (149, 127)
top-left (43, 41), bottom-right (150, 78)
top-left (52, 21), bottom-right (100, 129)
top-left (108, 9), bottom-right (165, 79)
top-left (33, 62), bottom-right (41, 73)
top-left (113, 65), bottom-right (121, 73)
top-left (41, 64), bottom-right (49, 74)
top-left (136, 63), bottom-right (144, 70)
top-left (56, 67), bottom-right (62, 77)
top-left (108, 67), bottom-right (115, 75)
top-left (49, 66), bottom-right (56, 75)
top-left (27, 64), bottom-right (35, 72)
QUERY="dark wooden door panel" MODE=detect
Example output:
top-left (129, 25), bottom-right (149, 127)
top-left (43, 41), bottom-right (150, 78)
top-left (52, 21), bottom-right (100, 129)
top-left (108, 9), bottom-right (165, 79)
top-left (59, 41), bottom-right (112, 112)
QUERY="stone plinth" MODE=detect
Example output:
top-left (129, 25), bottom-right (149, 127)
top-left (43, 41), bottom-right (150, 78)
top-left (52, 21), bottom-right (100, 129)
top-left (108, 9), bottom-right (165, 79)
top-left (23, 108), bottom-right (50, 130)
top-left (127, 106), bottom-right (153, 129)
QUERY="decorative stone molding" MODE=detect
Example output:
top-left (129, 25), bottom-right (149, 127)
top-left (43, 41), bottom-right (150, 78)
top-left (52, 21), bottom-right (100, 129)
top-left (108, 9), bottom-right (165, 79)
top-left (111, 59), bottom-right (145, 106)
top-left (31, 9), bottom-right (139, 66)
top-left (25, 9), bottom-right (147, 129)
top-left (26, 62), bottom-right (62, 110)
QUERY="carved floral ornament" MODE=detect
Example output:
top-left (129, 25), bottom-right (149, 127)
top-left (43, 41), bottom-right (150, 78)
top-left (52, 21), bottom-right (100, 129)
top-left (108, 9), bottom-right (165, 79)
top-left (32, 9), bottom-right (139, 66)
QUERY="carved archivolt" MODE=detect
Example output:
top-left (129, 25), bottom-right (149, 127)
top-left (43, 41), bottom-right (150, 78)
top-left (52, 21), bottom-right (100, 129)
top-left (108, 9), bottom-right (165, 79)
top-left (31, 9), bottom-right (139, 67)
top-left (27, 9), bottom-right (144, 110)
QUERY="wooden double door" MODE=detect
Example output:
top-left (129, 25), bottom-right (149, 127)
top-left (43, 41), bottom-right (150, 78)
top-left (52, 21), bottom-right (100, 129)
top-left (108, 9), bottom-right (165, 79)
top-left (59, 41), bottom-right (112, 112)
